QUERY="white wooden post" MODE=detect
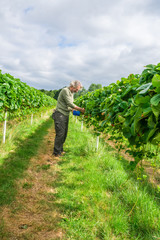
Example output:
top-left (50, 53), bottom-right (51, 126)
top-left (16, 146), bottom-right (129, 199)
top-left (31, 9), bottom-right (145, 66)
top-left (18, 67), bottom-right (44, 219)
top-left (31, 114), bottom-right (33, 125)
top-left (3, 111), bottom-right (7, 144)
top-left (96, 136), bottom-right (99, 151)
top-left (81, 121), bottom-right (83, 131)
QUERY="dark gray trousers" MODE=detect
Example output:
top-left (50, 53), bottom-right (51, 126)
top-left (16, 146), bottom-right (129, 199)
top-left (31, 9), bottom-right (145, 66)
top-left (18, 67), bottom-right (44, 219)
top-left (52, 111), bottom-right (69, 155)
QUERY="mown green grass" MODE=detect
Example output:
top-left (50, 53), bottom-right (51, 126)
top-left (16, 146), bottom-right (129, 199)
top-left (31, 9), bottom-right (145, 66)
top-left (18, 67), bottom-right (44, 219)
top-left (0, 113), bottom-right (159, 240)
top-left (53, 116), bottom-right (160, 240)
top-left (0, 112), bottom-right (53, 206)
top-left (0, 110), bottom-right (52, 163)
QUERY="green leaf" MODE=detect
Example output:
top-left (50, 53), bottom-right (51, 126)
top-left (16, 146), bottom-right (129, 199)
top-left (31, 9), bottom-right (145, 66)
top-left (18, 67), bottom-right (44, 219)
top-left (136, 83), bottom-right (152, 94)
top-left (123, 127), bottom-right (132, 138)
top-left (148, 114), bottom-right (156, 128)
top-left (123, 116), bottom-right (133, 127)
top-left (117, 115), bottom-right (125, 123)
top-left (151, 104), bottom-right (160, 121)
top-left (152, 132), bottom-right (160, 144)
top-left (135, 95), bottom-right (150, 104)
top-left (121, 86), bottom-right (132, 97)
top-left (101, 120), bottom-right (108, 127)
top-left (131, 122), bottom-right (136, 136)
top-left (119, 101), bottom-right (128, 109)
top-left (146, 128), bottom-right (157, 142)
top-left (144, 64), bottom-right (155, 70)
top-left (142, 106), bottom-right (152, 116)
top-left (134, 107), bottom-right (143, 120)
top-left (152, 74), bottom-right (160, 88)
top-left (150, 94), bottom-right (160, 106)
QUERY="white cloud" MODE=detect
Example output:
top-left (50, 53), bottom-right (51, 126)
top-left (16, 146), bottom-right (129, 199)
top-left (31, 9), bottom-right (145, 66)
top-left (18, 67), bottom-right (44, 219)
top-left (0, 0), bottom-right (160, 90)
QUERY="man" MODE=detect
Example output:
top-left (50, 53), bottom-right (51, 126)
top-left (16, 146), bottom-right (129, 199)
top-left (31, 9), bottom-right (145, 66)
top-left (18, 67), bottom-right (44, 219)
top-left (52, 80), bottom-right (85, 157)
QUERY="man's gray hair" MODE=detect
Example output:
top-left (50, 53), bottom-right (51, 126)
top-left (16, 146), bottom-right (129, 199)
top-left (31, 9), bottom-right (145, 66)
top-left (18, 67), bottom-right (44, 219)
top-left (70, 80), bottom-right (83, 89)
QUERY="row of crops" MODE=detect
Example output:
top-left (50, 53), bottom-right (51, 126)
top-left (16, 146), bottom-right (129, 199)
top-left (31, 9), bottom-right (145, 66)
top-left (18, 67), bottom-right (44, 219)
top-left (75, 63), bottom-right (160, 167)
top-left (0, 70), bottom-right (56, 122)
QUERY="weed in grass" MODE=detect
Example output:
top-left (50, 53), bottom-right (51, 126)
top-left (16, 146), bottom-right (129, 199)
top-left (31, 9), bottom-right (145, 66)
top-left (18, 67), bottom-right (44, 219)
top-left (36, 164), bottom-right (51, 172)
top-left (22, 182), bottom-right (33, 189)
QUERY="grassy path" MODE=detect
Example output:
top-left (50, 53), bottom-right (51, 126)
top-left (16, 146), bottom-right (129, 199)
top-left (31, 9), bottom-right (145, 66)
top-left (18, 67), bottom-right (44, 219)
top-left (54, 117), bottom-right (160, 240)
top-left (0, 116), bottom-right (160, 240)
top-left (0, 117), bottom-right (63, 239)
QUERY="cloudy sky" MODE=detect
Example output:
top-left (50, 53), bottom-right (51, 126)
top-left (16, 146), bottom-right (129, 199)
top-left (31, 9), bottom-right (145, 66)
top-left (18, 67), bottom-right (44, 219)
top-left (0, 0), bottom-right (160, 90)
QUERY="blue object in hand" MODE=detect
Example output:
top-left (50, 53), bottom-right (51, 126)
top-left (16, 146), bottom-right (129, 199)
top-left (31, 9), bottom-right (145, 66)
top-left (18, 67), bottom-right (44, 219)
top-left (73, 110), bottom-right (80, 116)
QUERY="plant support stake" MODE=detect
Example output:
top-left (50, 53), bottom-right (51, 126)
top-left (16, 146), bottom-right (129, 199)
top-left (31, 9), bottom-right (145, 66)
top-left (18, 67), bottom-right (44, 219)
top-left (31, 114), bottom-right (33, 125)
top-left (3, 111), bottom-right (7, 144)
top-left (96, 136), bottom-right (99, 151)
top-left (81, 121), bottom-right (83, 131)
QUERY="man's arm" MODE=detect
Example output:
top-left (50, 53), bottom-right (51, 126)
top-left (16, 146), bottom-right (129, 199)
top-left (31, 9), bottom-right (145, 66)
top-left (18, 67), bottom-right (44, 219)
top-left (72, 105), bottom-right (85, 113)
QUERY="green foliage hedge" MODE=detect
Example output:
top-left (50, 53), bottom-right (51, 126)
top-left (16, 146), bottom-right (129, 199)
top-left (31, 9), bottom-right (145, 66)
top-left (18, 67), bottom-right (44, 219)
top-left (0, 70), bottom-right (56, 121)
top-left (75, 63), bottom-right (160, 164)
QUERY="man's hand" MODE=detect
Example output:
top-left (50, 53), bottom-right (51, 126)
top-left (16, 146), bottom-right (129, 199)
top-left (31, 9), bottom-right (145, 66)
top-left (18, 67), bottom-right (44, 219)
top-left (74, 105), bottom-right (85, 114)
top-left (81, 108), bottom-right (85, 114)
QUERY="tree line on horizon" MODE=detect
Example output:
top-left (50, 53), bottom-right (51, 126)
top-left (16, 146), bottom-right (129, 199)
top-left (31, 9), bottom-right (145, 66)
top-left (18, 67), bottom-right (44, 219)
top-left (40, 83), bottom-right (102, 100)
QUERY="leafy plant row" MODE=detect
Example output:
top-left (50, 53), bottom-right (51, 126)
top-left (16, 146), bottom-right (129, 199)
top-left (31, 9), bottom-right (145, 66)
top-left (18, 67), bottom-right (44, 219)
top-left (0, 70), bottom-right (56, 121)
top-left (75, 63), bottom-right (160, 165)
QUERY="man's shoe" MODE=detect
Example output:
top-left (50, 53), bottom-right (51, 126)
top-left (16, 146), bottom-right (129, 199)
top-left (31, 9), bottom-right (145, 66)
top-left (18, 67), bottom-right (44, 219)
top-left (52, 153), bottom-right (61, 158)
top-left (61, 151), bottom-right (66, 155)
